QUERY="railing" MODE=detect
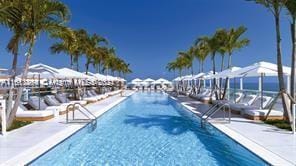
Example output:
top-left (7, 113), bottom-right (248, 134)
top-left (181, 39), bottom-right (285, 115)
top-left (201, 102), bottom-right (231, 127)
top-left (66, 103), bottom-right (97, 131)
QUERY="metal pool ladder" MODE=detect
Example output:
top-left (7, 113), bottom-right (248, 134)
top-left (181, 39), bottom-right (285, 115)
top-left (201, 102), bottom-right (231, 127)
top-left (66, 103), bottom-right (97, 131)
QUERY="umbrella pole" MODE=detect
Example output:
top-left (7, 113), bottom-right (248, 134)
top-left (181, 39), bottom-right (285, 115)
top-left (240, 78), bottom-right (243, 90)
top-left (260, 73), bottom-right (264, 109)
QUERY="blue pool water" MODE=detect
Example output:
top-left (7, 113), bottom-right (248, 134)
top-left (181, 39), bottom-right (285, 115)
top-left (30, 92), bottom-right (268, 165)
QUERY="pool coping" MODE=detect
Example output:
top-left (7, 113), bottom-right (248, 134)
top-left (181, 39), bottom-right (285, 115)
top-left (1, 91), bottom-right (135, 166)
top-left (169, 95), bottom-right (294, 166)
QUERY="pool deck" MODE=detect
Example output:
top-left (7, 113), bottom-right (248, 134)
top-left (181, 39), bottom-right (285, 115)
top-left (0, 90), bottom-right (134, 165)
top-left (171, 94), bottom-right (296, 166)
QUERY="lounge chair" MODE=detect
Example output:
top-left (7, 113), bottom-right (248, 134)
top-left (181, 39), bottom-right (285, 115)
top-left (28, 96), bottom-right (63, 114)
top-left (212, 92), bottom-right (244, 105)
top-left (55, 93), bottom-right (87, 105)
top-left (16, 103), bottom-right (55, 121)
top-left (229, 94), bottom-right (257, 114)
top-left (240, 96), bottom-right (272, 112)
top-left (244, 98), bottom-right (283, 120)
top-left (191, 89), bottom-right (209, 100)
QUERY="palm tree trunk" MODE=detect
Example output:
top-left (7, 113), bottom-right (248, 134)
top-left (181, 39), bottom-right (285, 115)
top-left (222, 53), bottom-right (232, 100)
top-left (191, 63), bottom-right (193, 75)
top-left (85, 58), bottom-right (90, 74)
top-left (202, 61), bottom-right (204, 72)
top-left (228, 54), bottom-right (232, 68)
top-left (219, 55), bottom-right (225, 99)
top-left (290, 18), bottom-right (296, 102)
top-left (6, 53), bottom-right (18, 121)
top-left (70, 55), bottom-right (74, 69)
top-left (274, 14), bottom-right (292, 122)
top-left (212, 54), bottom-right (218, 99)
top-left (6, 39), bottom-right (35, 128)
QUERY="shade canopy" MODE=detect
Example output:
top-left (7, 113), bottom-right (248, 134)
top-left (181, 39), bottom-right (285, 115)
top-left (192, 73), bottom-right (205, 79)
top-left (58, 68), bottom-right (94, 79)
top-left (19, 63), bottom-right (64, 79)
top-left (203, 71), bottom-right (217, 79)
top-left (106, 75), bottom-right (117, 81)
top-left (143, 78), bottom-right (155, 83)
top-left (212, 66), bottom-right (241, 79)
top-left (182, 75), bottom-right (194, 81)
top-left (229, 61), bottom-right (291, 78)
top-left (93, 73), bottom-right (107, 80)
top-left (131, 78), bottom-right (143, 84)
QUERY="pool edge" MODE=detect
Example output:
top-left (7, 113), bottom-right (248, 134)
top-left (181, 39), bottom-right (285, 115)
top-left (169, 95), bottom-right (294, 166)
top-left (1, 91), bottom-right (135, 166)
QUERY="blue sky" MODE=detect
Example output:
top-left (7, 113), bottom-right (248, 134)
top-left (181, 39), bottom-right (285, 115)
top-left (0, 0), bottom-right (293, 81)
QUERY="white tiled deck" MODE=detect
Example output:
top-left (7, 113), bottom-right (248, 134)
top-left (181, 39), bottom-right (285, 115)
top-left (0, 91), bottom-right (134, 165)
top-left (172, 95), bottom-right (296, 166)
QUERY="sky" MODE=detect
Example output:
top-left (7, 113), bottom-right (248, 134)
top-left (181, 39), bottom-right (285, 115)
top-left (0, 0), bottom-right (293, 82)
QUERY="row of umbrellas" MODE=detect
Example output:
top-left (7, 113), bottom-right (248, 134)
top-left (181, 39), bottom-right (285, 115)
top-left (173, 61), bottom-right (291, 82)
top-left (0, 63), bottom-right (126, 82)
top-left (130, 78), bottom-right (172, 86)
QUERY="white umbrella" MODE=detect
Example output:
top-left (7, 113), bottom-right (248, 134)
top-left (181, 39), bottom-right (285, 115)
top-left (143, 78), bottom-right (155, 83)
top-left (58, 68), bottom-right (94, 79)
top-left (131, 78), bottom-right (142, 84)
top-left (182, 75), bottom-right (194, 81)
top-left (230, 61), bottom-right (291, 109)
top-left (229, 61), bottom-right (290, 78)
top-left (192, 73), bottom-right (205, 79)
top-left (212, 67), bottom-right (241, 79)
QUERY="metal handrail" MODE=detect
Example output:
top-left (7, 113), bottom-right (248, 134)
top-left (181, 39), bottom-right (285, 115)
top-left (201, 102), bottom-right (231, 127)
top-left (66, 103), bottom-right (97, 126)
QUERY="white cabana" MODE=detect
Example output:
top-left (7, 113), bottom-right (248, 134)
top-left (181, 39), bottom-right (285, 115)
top-left (182, 75), bottom-right (194, 81)
top-left (229, 61), bottom-right (290, 78)
top-left (192, 73), bottom-right (205, 79)
top-left (212, 67), bottom-right (241, 79)
top-left (94, 73), bottom-right (107, 81)
top-left (154, 78), bottom-right (170, 84)
top-left (105, 75), bottom-right (117, 81)
top-left (230, 61), bottom-right (291, 109)
top-left (17, 63), bottom-right (64, 79)
top-left (58, 68), bottom-right (94, 79)
top-left (143, 78), bottom-right (155, 83)
top-left (131, 78), bottom-right (143, 84)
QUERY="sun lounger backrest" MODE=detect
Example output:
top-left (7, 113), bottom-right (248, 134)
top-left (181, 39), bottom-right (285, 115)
top-left (234, 93), bottom-right (244, 103)
top-left (90, 89), bottom-right (97, 95)
top-left (28, 96), bottom-right (48, 110)
top-left (86, 90), bottom-right (94, 97)
top-left (239, 95), bottom-right (256, 105)
top-left (250, 96), bottom-right (272, 108)
top-left (44, 95), bottom-right (61, 106)
top-left (55, 93), bottom-right (70, 103)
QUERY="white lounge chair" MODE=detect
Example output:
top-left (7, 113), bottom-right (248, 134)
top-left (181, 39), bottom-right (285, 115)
top-left (28, 96), bottom-right (63, 114)
top-left (212, 92), bottom-right (244, 105)
top-left (229, 94), bottom-right (257, 113)
top-left (55, 93), bottom-right (87, 105)
top-left (244, 98), bottom-right (283, 120)
top-left (16, 104), bottom-right (55, 121)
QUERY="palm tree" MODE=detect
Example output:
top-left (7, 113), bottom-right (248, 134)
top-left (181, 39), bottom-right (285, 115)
top-left (249, 0), bottom-right (292, 122)
top-left (193, 39), bottom-right (210, 73)
top-left (178, 50), bottom-right (194, 75)
top-left (285, 1), bottom-right (296, 102)
top-left (225, 26), bottom-right (250, 68)
top-left (197, 30), bottom-right (226, 99)
top-left (221, 26), bottom-right (250, 99)
top-left (5, 0), bottom-right (70, 128)
top-left (84, 33), bottom-right (108, 74)
top-left (50, 27), bottom-right (77, 69)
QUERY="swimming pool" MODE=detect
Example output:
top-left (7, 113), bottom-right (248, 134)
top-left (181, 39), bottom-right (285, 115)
top-left (30, 92), bottom-right (268, 165)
